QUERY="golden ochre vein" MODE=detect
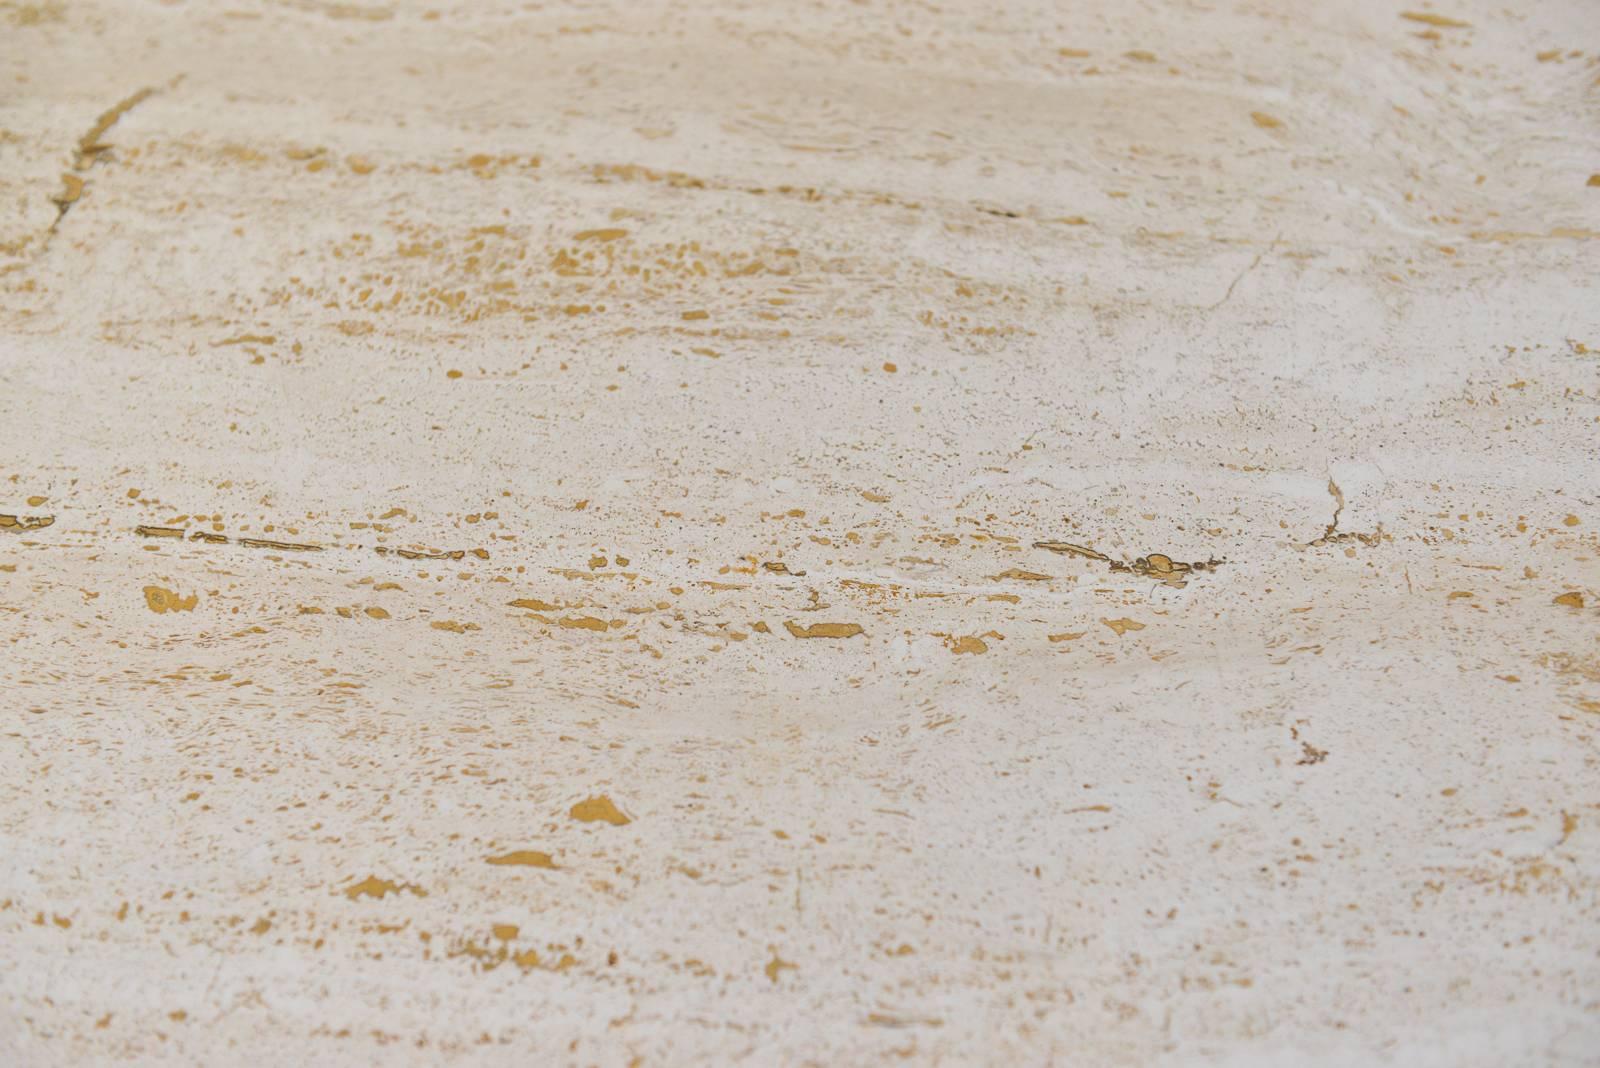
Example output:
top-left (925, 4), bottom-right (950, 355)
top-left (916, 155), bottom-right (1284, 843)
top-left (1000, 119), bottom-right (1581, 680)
top-left (0, 514), bottom-right (55, 532)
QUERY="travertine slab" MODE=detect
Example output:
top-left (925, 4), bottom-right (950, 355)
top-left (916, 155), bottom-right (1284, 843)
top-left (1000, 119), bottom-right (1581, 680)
top-left (2, 1), bottom-right (1598, 1063)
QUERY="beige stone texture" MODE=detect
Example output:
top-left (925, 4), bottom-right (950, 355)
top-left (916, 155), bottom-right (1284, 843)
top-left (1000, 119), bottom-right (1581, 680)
top-left (2, 0), bottom-right (1598, 1063)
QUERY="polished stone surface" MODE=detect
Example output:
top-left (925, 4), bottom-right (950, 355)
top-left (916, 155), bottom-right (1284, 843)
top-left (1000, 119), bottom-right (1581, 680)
top-left (2, 1), bottom-right (1598, 1063)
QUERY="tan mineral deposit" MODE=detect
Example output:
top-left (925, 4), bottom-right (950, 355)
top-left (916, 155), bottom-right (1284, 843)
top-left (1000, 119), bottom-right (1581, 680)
top-left (2, 0), bottom-right (1598, 1064)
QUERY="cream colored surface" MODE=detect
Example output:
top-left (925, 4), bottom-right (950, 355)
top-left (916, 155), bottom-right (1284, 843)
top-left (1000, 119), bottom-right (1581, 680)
top-left (2, 0), bottom-right (1599, 1064)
